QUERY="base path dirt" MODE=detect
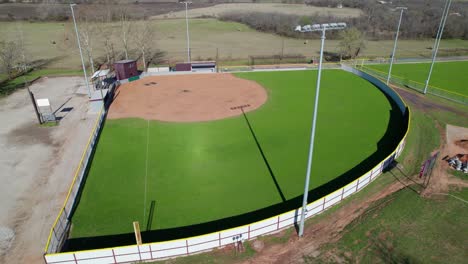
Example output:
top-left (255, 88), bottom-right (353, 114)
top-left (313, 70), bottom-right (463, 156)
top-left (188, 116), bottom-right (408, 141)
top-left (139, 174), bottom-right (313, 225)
top-left (108, 73), bottom-right (268, 122)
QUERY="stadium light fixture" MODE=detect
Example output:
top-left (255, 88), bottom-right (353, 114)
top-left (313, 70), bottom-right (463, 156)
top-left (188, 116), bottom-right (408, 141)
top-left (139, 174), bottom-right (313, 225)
top-left (70, 3), bottom-right (91, 98)
top-left (424, 0), bottom-right (452, 94)
top-left (180, 1), bottom-right (192, 63)
top-left (295, 22), bottom-right (347, 238)
top-left (387, 7), bottom-right (407, 85)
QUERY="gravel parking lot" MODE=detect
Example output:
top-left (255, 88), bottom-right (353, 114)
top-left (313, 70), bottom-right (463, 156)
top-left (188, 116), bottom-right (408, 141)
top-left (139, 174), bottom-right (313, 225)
top-left (0, 77), bottom-right (98, 263)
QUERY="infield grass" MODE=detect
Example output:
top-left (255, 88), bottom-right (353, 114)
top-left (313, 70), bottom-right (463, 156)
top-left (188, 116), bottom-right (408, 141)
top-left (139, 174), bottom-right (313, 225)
top-left (70, 69), bottom-right (404, 239)
top-left (366, 61), bottom-right (468, 97)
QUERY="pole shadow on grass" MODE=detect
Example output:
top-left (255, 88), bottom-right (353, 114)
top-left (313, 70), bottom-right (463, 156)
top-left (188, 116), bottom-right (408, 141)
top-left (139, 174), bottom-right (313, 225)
top-left (63, 84), bottom-right (409, 252)
top-left (146, 201), bottom-right (156, 231)
top-left (240, 107), bottom-right (286, 203)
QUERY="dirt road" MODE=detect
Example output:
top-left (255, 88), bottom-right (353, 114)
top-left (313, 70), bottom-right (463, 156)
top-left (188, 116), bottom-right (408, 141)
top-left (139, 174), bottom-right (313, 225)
top-left (0, 77), bottom-right (98, 263)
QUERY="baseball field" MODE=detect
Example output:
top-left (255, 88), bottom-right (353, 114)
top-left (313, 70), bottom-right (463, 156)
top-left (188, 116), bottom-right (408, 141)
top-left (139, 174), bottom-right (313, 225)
top-left (366, 61), bottom-right (468, 97)
top-left (69, 69), bottom-right (405, 241)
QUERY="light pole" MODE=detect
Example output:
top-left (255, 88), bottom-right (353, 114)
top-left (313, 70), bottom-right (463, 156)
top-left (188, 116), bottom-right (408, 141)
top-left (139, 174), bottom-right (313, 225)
top-left (181, 1), bottom-right (192, 63)
top-left (294, 22), bottom-right (347, 237)
top-left (387, 7), bottom-right (407, 85)
top-left (424, 0), bottom-right (452, 94)
top-left (70, 3), bottom-right (91, 98)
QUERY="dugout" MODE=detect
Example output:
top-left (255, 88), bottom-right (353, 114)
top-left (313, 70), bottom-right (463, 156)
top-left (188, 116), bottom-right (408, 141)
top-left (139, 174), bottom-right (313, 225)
top-left (175, 61), bottom-right (217, 72)
top-left (114, 60), bottom-right (138, 80)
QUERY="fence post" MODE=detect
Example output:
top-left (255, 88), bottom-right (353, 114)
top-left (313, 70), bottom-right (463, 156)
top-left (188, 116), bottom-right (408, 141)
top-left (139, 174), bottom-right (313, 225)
top-left (149, 244), bottom-right (153, 260)
top-left (248, 225), bottom-right (251, 239)
top-left (112, 249), bottom-right (117, 264)
top-left (341, 188), bottom-right (345, 200)
top-left (219, 233), bottom-right (221, 247)
top-left (137, 245), bottom-right (142, 261)
top-left (277, 216), bottom-right (280, 230)
top-left (73, 253), bottom-right (78, 264)
top-left (186, 240), bottom-right (189, 255)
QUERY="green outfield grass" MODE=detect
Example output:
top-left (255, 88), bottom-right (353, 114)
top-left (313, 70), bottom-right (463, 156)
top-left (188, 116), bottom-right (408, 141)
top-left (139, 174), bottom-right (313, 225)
top-left (367, 61), bottom-right (468, 97)
top-left (70, 69), bottom-right (404, 239)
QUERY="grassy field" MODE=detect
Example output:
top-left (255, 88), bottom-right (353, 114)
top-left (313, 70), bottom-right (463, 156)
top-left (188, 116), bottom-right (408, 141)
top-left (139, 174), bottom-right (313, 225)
top-left (70, 69), bottom-right (403, 239)
top-left (152, 3), bottom-right (362, 19)
top-left (366, 61), bottom-right (468, 97)
top-left (1, 20), bottom-right (468, 70)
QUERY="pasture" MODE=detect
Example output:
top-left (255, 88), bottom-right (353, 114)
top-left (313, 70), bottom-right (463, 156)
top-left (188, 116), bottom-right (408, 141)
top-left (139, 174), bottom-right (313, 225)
top-left (1, 20), bottom-right (468, 70)
top-left (151, 3), bottom-right (362, 19)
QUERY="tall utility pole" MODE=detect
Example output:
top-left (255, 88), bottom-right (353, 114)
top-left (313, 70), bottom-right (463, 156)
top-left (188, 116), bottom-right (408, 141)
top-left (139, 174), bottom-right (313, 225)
top-left (70, 3), bottom-right (91, 98)
top-left (294, 23), bottom-right (347, 237)
top-left (424, 0), bottom-right (452, 94)
top-left (387, 7), bottom-right (407, 85)
top-left (181, 1), bottom-right (192, 63)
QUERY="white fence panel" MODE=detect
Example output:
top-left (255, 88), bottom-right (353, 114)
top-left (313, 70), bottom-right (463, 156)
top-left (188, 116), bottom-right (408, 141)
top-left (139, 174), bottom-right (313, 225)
top-left (152, 239), bottom-right (186, 251)
top-left (78, 257), bottom-right (115, 264)
top-left (249, 217), bottom-right (277, 237)
top-left (141, 252), bottom-right (152, 261)
top-left (278, 210), bottom-right (297, 229)
top-left (189, 239), bottom-right (220, 254)
top-left (279, 210), bottom-right (295, 222)
top-left (358, 174), bottom-right (372, 190)
top-left (220, 226), bottom-right (248, 246)
top-left (115, 253), bottom-right (140, 263)
top-left (113, 245), bottom-right (139, 256)
top-left (45, 253), bottom-right (75, 263)
top-left (188, 233), bottom-right (218, 246)
top-left (152, 247), bottom-right (186, 259)
top-left (343, 186), bottom-right (357, 199)
top-left (324, 190), bottom-right (343, 209)
top-left (344, 180), bottom-right (358, 193)
top-left (325, 189), bottom-right (342, 203)
top-left (306, 198), bottom-right (324, 216)
top-left (74, 248), bottom-right (113, 260)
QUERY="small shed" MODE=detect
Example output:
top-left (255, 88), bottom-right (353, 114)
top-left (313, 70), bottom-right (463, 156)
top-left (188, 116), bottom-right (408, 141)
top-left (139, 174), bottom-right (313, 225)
top-left (114, 60), bottom-right (138, 80)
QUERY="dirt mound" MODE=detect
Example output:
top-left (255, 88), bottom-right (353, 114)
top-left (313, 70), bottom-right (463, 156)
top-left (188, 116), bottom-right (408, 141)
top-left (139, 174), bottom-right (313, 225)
top-left (108, 73), bottom-right (268, 122)
top-left (455, 140), bottom-right (468, 152)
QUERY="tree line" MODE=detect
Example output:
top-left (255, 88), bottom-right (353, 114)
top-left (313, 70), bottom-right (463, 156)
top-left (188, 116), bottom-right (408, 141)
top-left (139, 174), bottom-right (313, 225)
top-left (220, 0), bottom-right (468, 41)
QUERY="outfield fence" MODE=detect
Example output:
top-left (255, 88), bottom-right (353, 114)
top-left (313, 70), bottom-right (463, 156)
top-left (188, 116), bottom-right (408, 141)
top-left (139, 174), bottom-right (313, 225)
top-left (44, 68), bottom-right (409, 264)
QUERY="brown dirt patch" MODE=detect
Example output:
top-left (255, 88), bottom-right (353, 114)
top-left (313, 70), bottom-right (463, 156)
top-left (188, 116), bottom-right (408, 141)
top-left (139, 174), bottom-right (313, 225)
top-left (455, 140), bottom-right (468, 152)
top-left (239, 180), bottom-right (408, 264)
top-left (108, 73), bottom-right (268, 122)
top-left (421, 125), bottom-right (468, 197)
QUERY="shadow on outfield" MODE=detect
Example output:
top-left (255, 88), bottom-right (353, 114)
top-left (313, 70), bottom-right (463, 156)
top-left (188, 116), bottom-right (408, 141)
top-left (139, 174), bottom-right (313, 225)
top-left (63, 87), bottom-right (408, 252)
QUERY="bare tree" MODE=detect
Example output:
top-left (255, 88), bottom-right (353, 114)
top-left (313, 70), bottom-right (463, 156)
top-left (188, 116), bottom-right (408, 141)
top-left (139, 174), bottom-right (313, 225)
top-left (78, 16), bottom-right (97, 72)
top-left (134, 19), bottom-right (156, 72)
top-left (119, 10), bottom-right (133, 60)
top-left (0, 41), bottom-right (19, 80)
top-left (15, 22), bottom-right (29, 74)
top-left (339, 28), bottom-right (366, 59)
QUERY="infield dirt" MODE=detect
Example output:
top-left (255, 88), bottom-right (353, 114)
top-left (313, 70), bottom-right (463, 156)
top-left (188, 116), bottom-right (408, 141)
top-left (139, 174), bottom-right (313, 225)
top-left (108, 73), bottom-right (268, 122)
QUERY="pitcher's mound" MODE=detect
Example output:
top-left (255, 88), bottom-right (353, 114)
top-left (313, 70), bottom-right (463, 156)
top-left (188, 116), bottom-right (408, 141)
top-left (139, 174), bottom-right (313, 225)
top-left (108, 73), bottom-right (268, 122)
